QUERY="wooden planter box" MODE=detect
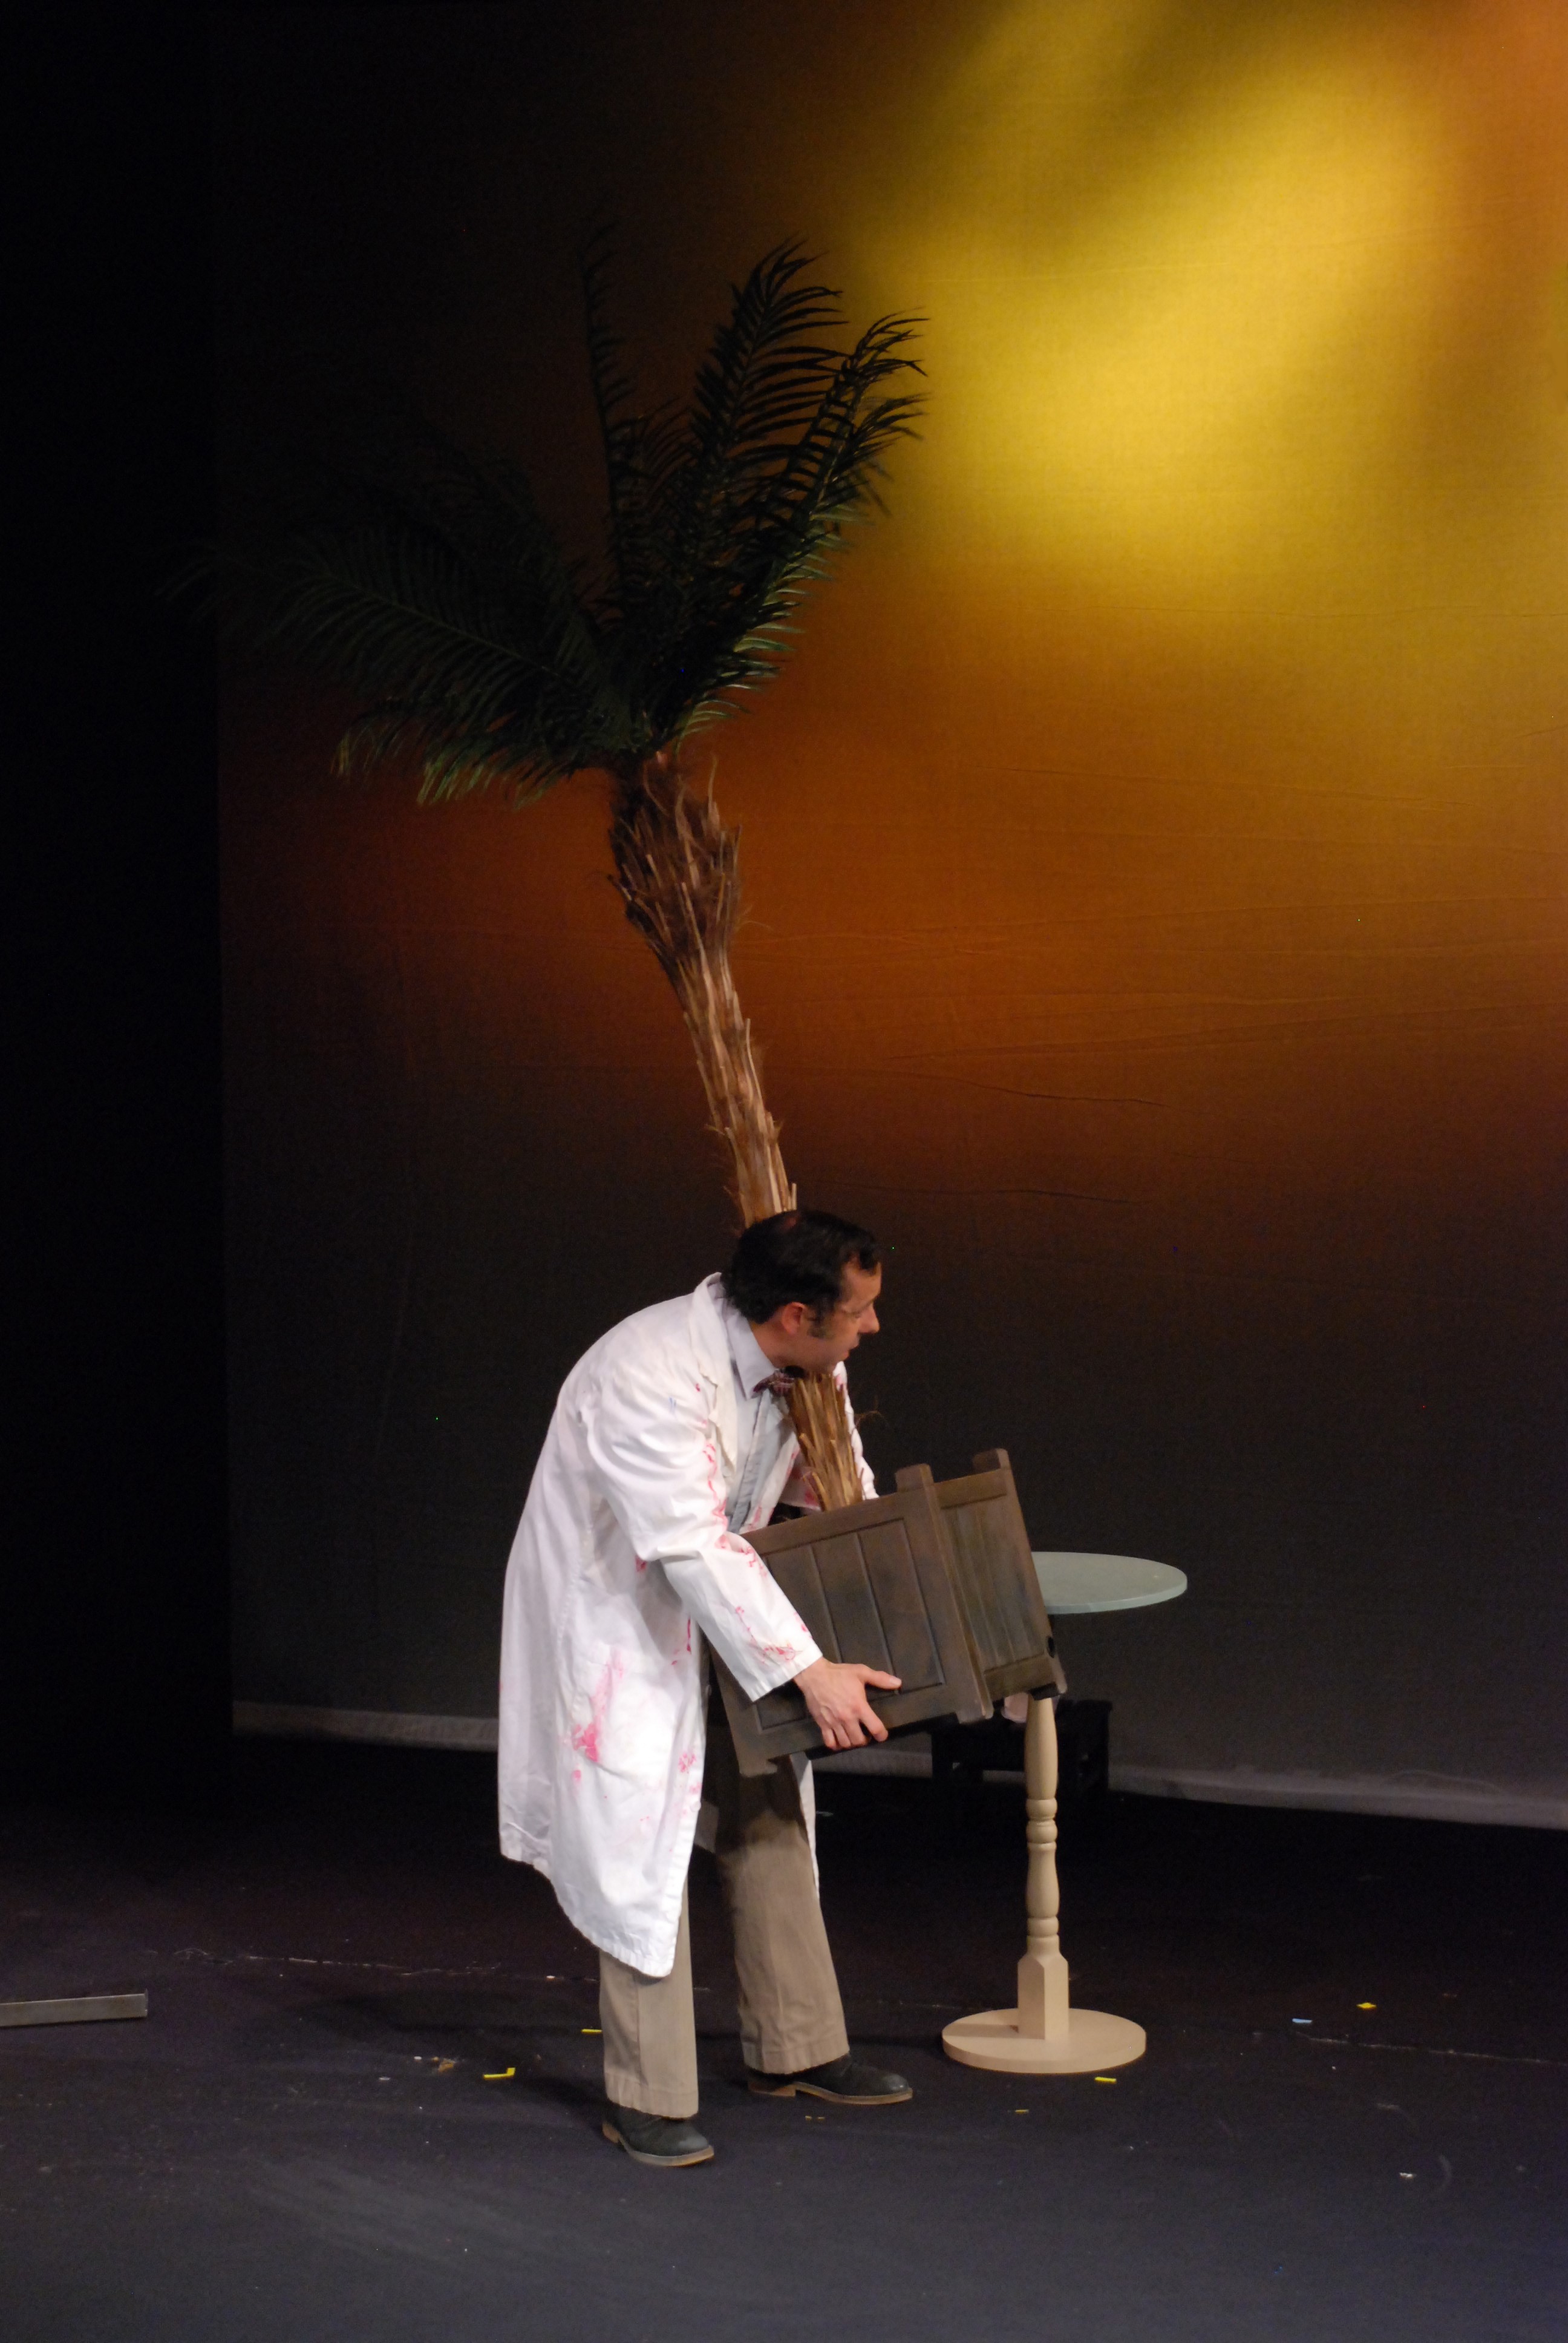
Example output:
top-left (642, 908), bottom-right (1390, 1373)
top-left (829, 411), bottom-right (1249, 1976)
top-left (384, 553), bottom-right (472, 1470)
top-left (715, 1449), bottom-right (1065, 1776)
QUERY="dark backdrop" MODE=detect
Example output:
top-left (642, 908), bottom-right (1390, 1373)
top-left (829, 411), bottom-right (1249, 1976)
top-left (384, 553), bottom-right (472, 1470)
top-left (98, 2), bottom-right (1568, 1825)
top-left (8, 11), bottom-right (227, 1806)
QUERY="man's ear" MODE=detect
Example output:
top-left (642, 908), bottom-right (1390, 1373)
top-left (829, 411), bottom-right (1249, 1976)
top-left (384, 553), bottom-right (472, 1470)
top-left (776, 1300), bottom-right (810, 1336)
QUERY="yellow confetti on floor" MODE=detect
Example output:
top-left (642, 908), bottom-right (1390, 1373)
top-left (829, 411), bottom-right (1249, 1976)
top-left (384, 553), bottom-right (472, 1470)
top-left (482, 2068), bottom-right (515, 2081)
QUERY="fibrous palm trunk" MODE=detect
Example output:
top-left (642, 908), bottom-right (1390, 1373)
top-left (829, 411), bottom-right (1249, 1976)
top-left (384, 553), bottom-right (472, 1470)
top-left (609, 749), bottom-right (864, 1511)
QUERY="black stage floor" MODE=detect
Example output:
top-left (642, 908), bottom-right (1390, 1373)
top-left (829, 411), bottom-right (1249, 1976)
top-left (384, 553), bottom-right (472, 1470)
top-left (2, 1741), bottom-right (1563, 2342)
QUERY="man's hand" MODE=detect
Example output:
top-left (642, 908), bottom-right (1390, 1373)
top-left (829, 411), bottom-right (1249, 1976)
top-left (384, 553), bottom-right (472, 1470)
top-left (792, 1657), bottom-right (902, 1751)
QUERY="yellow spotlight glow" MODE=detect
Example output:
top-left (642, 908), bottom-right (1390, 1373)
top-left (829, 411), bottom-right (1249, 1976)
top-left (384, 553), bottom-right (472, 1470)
top-left (858, 0), bottom-right (1568, 741)
top-left (880, 7), bottom-right (1449, 591)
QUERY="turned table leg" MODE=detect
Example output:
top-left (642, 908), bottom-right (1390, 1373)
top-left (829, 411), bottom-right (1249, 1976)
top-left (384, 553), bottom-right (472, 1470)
top-left (942, 1692), bottom-right (1146, 2075)
top-left (1016, 1688), bottom-right (1071, 2037)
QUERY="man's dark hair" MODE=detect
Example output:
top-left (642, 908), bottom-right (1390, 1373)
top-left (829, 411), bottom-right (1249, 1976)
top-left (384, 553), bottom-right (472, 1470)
top-left (721, 1210), bottom-right (881, 1328)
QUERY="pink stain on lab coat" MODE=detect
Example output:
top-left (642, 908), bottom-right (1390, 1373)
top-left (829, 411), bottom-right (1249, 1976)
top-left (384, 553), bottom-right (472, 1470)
top-left (697, 1407), bottom-right (732, 1528)
top-left (733, 1605), bottom-right (803, 1664)
top-left (569, 1653), bottom-right (625, 1767)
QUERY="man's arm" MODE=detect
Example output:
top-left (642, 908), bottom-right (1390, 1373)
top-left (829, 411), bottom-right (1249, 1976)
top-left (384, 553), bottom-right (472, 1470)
top-left (582, 1357), bottom-right (824, 1700)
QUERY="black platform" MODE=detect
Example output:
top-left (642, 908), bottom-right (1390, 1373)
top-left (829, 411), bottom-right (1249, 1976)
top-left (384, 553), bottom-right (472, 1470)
top-left (2, 1740), bottom-right (1563, 2342)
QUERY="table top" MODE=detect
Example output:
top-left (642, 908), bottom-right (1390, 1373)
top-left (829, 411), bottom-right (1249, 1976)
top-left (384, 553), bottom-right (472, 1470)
top-left (1031, 1552), bottom-right (1187, 1615)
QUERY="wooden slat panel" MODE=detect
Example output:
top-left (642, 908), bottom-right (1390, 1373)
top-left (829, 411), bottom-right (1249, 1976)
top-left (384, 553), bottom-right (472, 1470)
top-left (859, 1520), bottom-right (942, 1690)
top-left (716, 1475), bottom-right (993, 1774)
top-left (942, 1494), bottom-right (1013, 1663)
top-left (754, 1526), bottom-right (904, 1728)
top-left (818, 1531), bottom-right (897, 1680)
top-left (935, 1450), bottom-right (1067, 1700)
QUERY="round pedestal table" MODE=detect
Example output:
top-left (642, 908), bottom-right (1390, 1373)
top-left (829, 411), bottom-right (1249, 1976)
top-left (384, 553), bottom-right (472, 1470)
top-left (942, 1552), bottom-right (1187, 2076)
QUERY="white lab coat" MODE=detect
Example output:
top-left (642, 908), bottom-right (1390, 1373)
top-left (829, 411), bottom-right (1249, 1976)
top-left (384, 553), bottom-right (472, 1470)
top-left (497, 1274), bottom-right (875, 1976)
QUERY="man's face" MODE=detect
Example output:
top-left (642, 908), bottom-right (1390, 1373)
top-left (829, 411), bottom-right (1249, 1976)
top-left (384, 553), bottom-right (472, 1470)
top-left (762, 1260), bottom-right (883, 1375)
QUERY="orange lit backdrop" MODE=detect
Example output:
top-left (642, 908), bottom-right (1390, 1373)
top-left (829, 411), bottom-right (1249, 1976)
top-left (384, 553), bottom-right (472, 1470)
top-left (220, 1), bottom-right (1566, 1815)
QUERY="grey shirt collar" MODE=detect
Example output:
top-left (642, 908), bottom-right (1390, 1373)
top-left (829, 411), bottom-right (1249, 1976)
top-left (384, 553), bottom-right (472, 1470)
top-left (722, 1296), bottom-right (786, 1398)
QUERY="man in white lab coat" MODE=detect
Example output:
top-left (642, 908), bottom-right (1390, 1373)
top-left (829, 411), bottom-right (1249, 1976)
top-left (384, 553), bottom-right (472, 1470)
top-left (498, 1210), bottom-right (913, 2166)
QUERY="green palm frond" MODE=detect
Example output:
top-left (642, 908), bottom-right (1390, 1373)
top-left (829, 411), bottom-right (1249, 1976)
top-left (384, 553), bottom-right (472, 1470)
top-left (672, 319), bottom-right (924, 728)
top-left (216, 430), bottom-right (629, 799)
top-left (203, 238), bottom-right (921, 793)
top-left (592, 242), bottom-right (924, 739)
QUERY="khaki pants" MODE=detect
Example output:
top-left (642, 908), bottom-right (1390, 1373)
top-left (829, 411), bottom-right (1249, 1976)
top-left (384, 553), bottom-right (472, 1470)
top-left (598, 1700), bottom-right (849, 2117)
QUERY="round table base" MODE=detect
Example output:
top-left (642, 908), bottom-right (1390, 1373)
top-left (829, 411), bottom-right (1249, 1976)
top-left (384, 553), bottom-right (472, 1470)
top-left (942, 2007), bottom-right (1146, 2075)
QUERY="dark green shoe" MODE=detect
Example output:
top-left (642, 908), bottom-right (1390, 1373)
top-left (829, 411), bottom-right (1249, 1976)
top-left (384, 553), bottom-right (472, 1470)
top-left (601, 2105), bottom-right (714, 2167)
top-left (748, 2053), bottom-right (912, 2105)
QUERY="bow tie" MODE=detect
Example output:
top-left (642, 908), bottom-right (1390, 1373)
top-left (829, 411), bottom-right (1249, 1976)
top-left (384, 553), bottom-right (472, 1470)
top-left (757, 1373), bottom-right (799, 1400)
